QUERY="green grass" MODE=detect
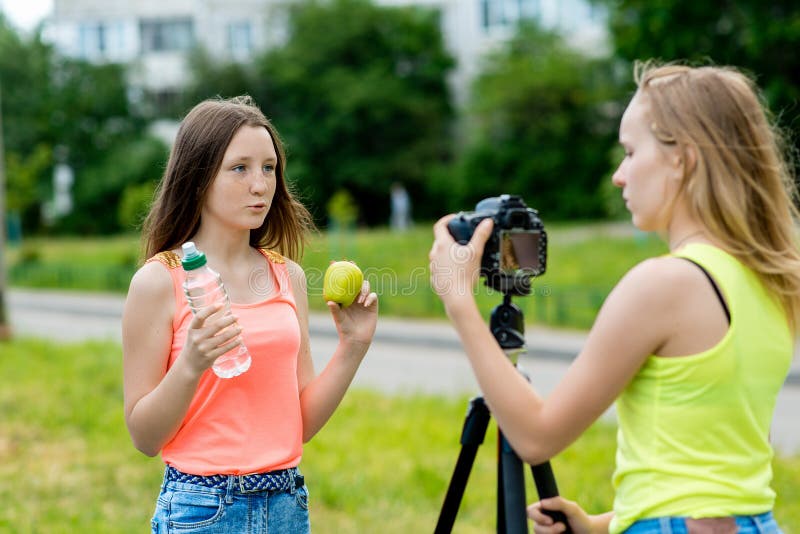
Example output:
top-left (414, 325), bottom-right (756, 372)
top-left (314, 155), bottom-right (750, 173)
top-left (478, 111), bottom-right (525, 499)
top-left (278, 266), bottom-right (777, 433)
top-left (0, 338), bottom-right (797, 533)
top-left (7, 222), bottom-right (668, 329)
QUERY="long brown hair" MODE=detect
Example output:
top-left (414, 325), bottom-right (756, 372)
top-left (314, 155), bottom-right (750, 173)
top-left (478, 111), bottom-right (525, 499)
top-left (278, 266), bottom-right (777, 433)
top-left (636, 61), bottom-right (800, 330)
top-left (142, 95), bottom-right (315, 261)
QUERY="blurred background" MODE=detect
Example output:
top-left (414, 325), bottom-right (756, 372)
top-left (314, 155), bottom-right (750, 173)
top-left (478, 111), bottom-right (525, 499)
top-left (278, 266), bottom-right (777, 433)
top-left (3, 0), bottom-right (800, 325)
top-left (2, 0), bottom-right (798, 236)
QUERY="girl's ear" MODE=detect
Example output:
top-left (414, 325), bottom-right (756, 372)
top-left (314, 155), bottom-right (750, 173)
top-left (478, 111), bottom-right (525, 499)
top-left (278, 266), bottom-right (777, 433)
top-left (678, 144), bottom-right (697, 178)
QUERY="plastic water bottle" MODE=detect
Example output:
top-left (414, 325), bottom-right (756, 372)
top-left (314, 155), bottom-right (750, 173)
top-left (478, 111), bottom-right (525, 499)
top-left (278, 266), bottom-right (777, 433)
top-left (181, 242), bottom-right (251, 378)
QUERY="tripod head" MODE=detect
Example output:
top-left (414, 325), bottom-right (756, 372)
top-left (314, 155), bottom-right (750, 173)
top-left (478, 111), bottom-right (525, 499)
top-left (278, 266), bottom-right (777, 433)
top-left (490, 294), bottom-right (526, 352)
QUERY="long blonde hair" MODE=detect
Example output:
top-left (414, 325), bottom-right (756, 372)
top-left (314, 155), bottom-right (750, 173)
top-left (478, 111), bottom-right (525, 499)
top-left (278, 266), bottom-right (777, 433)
top-left (635, 60), bottom-right (800, 331)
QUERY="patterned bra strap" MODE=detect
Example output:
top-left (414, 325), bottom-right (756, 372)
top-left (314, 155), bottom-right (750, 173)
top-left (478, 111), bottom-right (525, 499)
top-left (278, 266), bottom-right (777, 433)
top-left (258, 249), bottom-right (286, 264)
top-left (146, 251), bottom-right (182, 269)
top-left (146, 249), bottom-right (283, 268)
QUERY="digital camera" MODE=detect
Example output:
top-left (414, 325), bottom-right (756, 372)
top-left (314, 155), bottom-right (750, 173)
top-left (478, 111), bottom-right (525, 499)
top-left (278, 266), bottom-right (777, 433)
top-left (447, 195), bottom-right (547, 296)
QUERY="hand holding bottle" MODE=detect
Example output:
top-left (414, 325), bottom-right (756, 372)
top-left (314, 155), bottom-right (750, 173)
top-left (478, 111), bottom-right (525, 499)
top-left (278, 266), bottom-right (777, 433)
top-left (178, 303), bottom-right (243, 377)
top-left (181, 242), bottom-right (252, 378)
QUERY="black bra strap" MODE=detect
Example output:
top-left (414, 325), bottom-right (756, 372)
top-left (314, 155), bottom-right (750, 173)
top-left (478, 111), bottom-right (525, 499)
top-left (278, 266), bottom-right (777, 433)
top-left (680, 258), bottom-right (731, 324)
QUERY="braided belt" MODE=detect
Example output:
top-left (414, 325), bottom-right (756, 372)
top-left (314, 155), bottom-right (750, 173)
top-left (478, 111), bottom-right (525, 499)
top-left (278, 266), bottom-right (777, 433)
top-left (166, 465), bottom-right (301, 493)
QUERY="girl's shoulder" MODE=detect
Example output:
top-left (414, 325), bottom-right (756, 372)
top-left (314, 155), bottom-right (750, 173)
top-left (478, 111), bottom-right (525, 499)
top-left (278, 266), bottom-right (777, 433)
top-left (615, 255), bottom-right (717, 308)
top-left (626, 254), bottom-right (711, 282)
top-left (128, 252), bottom-right (180, 298)
top-left (125, 261), bottom-right (175, 320)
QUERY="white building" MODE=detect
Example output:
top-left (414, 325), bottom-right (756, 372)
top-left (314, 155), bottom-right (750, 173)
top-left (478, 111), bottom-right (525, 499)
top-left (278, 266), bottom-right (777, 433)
top-left (47, 0), bottom-right (289, 110)
top-left (378, 0), bottom-right (607, 102)
top-left (46, 0), bottom-right (607, 108)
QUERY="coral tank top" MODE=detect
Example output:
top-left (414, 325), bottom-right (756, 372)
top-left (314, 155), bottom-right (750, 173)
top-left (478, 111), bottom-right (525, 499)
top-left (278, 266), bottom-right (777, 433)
top-left (146, 248), bottom-right (302, 475)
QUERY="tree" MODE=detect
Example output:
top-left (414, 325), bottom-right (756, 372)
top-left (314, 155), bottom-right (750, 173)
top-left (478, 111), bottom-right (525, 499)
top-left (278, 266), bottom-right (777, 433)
top-left (180, 47), bottom-right (257, 114)
top-left (449, 23), bottom-right (620, 220)
top-left (0, 16), bottom-right (166, 235)
top-left (58, 135), bottom-right (167, 234)
top-left (47, 58), bottom-right (164, 234)
top-left (252, 0), bottom-right (455, 225)
top-left (0, 78), bottom-right (9, 340)
top-left (590, 0), bottom-right (800, 171)
top-left (0, 15), bottom-right (56, 232)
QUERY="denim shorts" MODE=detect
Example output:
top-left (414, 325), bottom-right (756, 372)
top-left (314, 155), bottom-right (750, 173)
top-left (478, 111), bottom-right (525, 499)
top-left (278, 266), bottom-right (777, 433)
top-left (625, 511), bottom-right (782, 533)
top-left (151, 466), bottom-right (310, 533)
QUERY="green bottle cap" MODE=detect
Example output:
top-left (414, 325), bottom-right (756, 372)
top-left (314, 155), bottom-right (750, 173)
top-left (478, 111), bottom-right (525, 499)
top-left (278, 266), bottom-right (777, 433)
top-left (181, 242), bottom-right (207, 270)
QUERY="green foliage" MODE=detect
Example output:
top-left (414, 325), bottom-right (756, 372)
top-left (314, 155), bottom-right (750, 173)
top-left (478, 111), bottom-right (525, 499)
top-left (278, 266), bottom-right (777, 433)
top-left (180, 46), bottom-right (257, 115)
top-left (58, 136), bottom-right (167, 234)
top-left (49, 59), bottom-right (138, 164)
top-left (0, 16), bottom-right (56, 232)
top-left (4, 144), bottom-right (51, 214)
top-left (251, 0), bottom-right (455, 225)
top-left (0, 15), bottom-right (163, 236)
top-left (450, 23), bottom-right (621, 219)
top-left (118, 180), bottom-right (158, 231)
top-left (0, 338), bottom-right (798, 531)
top-left (44, 61), bottom-right (162, 234)
top-left (326, 188), bottom-right (359, 226)
top-left (590, 0), bottom-right (800, 171)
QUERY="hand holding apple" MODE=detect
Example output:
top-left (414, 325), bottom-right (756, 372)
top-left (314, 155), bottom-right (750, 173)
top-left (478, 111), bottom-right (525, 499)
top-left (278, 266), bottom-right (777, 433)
top-left (323, 260), bottom-right (364, 307)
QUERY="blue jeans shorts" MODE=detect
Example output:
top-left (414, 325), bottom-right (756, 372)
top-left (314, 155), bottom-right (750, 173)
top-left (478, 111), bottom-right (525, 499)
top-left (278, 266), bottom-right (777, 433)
top-left (625, 511), bottom-right (782, 533)
top-left (151, 465), bottom-right (310, 533)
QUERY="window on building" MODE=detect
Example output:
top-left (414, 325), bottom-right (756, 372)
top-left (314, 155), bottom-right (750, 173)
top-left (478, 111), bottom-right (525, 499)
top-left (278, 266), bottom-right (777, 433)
top-left (78, 22), bottom-right (128, 61)
top-left (78, 23), bottom-right (105, 58)
top-left (227, 21), bottom-right (253, 60)
top-left (140, 18), bottom-right (194, 53)
top-left (481, 0), bottom-right (540, 31)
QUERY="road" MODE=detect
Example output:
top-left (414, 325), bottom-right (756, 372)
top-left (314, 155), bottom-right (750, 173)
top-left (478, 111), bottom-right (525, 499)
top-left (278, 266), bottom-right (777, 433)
top-left (6, 287), bottom-right (800, 455)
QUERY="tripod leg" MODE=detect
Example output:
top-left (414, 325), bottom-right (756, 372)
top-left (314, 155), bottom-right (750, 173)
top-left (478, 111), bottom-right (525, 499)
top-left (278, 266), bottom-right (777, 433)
top-left (531, 462), bottom-right (572, 533)
top-left (435, 397), bottom-right (491, 534)
top-left (498, 432), bottom-right (529, 534)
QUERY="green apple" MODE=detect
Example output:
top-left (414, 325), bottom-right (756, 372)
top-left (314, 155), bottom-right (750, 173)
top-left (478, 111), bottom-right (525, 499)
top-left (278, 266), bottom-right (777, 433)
top-left (323, 260), bottom-right (364, 307)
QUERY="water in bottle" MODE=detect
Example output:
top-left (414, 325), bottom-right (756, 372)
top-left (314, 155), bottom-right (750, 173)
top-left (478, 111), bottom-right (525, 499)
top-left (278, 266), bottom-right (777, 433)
top-left (181, 242), bottom-right (252, 378)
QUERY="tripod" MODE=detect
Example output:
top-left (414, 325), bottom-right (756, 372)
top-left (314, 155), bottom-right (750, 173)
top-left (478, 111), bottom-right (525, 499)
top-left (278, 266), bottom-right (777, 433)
top-left (435, 294), bottom-right (571, 534)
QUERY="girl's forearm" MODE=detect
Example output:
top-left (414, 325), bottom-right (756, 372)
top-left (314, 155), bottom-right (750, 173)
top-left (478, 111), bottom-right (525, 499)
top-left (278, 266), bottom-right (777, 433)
top-left (126, 358), bottom-right (201, 456)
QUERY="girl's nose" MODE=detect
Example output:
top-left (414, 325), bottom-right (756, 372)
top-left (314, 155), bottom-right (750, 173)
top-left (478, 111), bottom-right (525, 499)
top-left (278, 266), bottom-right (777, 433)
top-left (250, 175), bottom-right (268, 194)
top-left (612, 166), bottom-right (625, 188)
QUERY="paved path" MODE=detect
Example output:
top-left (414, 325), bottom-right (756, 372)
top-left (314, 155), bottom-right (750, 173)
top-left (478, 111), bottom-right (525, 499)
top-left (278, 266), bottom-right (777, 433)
top-left (6, 288), bottom-right (800, 454)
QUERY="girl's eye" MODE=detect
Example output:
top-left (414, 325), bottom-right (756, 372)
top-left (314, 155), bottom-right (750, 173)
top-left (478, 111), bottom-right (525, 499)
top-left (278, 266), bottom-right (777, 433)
top-left (263, 164), bottom-right (275, 173)
top-left (233, 165), bottom-right (246, 173)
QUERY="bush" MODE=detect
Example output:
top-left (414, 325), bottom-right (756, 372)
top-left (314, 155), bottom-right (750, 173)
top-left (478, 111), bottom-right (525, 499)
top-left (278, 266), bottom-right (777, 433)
top-left (118, 181), bottom-right (157, 232)
top-left (57, 136), bottom-right (167, 234)
top-left (452, 23), bottom-right (622, 220)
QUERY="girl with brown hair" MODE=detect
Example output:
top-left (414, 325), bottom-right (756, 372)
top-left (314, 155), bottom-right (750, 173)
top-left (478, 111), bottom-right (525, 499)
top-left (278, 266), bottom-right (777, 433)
top-left (123, 96), bottom-right (378, 533)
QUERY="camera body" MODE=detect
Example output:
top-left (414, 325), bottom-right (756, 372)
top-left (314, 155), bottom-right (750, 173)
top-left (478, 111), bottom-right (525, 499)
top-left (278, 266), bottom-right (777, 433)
top-left (447, 194), bottom-right (547, 296)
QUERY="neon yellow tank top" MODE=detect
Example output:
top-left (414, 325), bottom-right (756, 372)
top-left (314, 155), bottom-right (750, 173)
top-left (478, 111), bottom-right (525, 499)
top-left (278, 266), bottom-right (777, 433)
top-left (609, 243), bottom-right (792, 533)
